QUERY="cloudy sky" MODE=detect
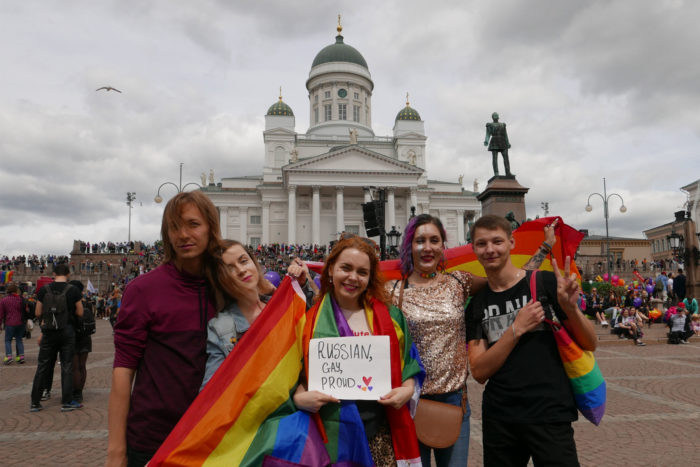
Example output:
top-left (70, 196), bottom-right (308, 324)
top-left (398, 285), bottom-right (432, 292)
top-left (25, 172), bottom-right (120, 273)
top-left (2, 0), bottom-right (698, 256)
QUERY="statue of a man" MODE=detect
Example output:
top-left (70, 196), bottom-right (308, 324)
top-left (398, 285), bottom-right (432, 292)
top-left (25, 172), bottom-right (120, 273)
top-left (200, 172), bottom-right (207, 187)
top-left (484, 112), bottom-right (512, 176)
top-left (209, 169), bottom-right (215, 185)
top-left (505, 211), bottom-right (520, 230)
top-left (349, 128), bottom-right (358, 145)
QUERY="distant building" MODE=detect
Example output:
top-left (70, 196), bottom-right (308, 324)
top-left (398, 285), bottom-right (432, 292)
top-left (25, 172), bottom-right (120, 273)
top-left (203, 22), bottom-right (479, 247)
top-left (576, 234), bottom-right (651, 279)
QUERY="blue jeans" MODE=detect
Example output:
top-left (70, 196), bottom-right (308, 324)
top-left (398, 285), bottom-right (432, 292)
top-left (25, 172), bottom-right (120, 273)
top-left (419, 390), bottom-right (471, 467)
top-left (4, 325), bottom-right (25, 357)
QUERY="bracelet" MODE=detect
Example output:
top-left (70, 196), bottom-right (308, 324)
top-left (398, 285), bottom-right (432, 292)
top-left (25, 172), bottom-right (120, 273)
top-left (511, 323), bottom-right (517, 339)
top-left (541, 241), bottom-right (552, 252)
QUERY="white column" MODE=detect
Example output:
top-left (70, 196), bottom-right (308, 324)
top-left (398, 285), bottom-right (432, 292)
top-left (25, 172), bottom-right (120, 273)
top-left (456, 209), bottom-right (465, 245)
top-left (312, 186), bottom-right (321, 245)
top-left (240, 207), bottom-right (248, 245)
top-left (287, 185), bottom-right (296, 244)
top-left (336, 186), bottom-right (344, 237)
top-left (219, 207), bottom-right (228, 239)
top-left (262, 201), bottom-right (270, 245)
top-left (387, 187), bottom-right (396, 230)
top-left (363, 187), bottom-right (372, 203)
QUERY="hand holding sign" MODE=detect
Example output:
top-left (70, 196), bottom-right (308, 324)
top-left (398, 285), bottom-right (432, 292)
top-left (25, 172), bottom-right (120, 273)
top-left (293, 384), bottom-right (339, 413)
top-left (378, 378), bottom-right (415, 410)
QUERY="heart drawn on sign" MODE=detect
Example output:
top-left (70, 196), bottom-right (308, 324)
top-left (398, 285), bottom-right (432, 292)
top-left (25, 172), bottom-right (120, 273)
top-left (362, 376), bottom-right (372, 386)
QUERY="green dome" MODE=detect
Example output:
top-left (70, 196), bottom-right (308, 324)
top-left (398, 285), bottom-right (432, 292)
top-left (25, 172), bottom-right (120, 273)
top-left (311, 35), bottom-right (368, 68)
top-left (267, 99), bottom-right (294, 116)
top-left (395, 104), bottom-right (421, 121)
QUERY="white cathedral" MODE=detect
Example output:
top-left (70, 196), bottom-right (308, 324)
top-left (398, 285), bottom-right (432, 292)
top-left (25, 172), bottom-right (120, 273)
top-left (204, 22), bottom-right (481, 247)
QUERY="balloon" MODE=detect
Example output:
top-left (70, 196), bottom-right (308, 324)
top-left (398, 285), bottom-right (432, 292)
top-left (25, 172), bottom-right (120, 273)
top-left (264, 270), bottom-right (281, 287)
top-left (612, 275), bottom-right (619, 283)
top-left (313, 275), bottom-right (321, 290)
top-left (595, 275), bottom-right (603, 282)
top-left (646, 284), bottom-right (655, 294)
top-left (603, 273), bottom-right (609, 281)
top-left (633, 297), bottom-right (642, 307)
top-left (633, 280), bottom-right (639, 287)
top-left (618, 278), bottom-right (625, 286)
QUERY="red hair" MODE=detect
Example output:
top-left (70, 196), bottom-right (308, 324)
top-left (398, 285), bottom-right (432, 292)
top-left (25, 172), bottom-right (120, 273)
top-left (318, 236), bottom-right (389, 305)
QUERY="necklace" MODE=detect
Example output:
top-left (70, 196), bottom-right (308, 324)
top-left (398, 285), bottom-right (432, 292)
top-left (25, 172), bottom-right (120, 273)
top-left (419, 271), bottom-right (437, 279)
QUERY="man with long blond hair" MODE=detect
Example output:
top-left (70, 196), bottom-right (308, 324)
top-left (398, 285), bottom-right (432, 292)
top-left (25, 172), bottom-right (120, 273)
top-left (106, 191), bottom-right (238, 467)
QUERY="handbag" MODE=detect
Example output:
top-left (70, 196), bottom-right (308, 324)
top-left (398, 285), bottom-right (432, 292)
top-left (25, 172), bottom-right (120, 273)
top-left (25, 319), bottom-right (34, 332)
top-left (413, 393), bottom-right (465, 449)
top-left (529, 271), bottom-right (606, 425)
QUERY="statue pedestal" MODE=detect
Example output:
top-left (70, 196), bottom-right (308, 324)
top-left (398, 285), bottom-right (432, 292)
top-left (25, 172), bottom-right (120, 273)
top-left (477, 175), bottom-right (529, 223)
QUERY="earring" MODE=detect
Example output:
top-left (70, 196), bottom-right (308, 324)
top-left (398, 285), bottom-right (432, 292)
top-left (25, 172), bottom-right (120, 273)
top-left (329, 276), bottom-right (333, 284)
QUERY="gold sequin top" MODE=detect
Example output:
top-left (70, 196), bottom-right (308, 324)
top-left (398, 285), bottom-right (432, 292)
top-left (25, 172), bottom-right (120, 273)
top-left (387, 271), bottom-right (472, 395)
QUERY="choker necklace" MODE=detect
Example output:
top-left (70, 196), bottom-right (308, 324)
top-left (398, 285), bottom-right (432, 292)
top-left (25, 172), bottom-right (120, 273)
top-left (419, 271), bottom-right (437, 279)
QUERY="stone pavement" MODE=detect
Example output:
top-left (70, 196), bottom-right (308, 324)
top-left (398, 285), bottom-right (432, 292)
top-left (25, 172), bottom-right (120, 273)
top-left (1, 320), bottom-right (699, 466)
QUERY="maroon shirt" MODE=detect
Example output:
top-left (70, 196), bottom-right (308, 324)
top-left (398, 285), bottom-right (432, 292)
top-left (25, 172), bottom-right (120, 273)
top-left (113, 262), bottom-right (216, 453)
top-left (0, 294), bottom-right (23, 327)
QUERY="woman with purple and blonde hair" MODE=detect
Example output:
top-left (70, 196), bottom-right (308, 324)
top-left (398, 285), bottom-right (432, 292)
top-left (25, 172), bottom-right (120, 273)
top-left (387, 214), bottom-right (557, 466)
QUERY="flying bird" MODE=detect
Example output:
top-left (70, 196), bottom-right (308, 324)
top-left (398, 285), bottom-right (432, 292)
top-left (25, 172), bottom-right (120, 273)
top-left (96, 86), bottom-right (122, 93)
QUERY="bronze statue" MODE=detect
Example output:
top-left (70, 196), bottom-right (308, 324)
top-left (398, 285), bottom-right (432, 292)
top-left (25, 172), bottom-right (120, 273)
top-left (484, 112), bottom-right (511, 176)
top-left (505, 211), bottom-right (520, 230)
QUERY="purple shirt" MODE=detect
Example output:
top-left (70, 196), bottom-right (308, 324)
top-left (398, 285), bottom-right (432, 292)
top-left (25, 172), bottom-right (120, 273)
top-left (113, 262), bottom-right (216, 453)
top-left (0, 294), bottom-right (23, 327)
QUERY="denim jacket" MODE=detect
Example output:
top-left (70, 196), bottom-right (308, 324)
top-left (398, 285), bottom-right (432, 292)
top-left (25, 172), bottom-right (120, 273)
top-left (200, 302), bottom-right (250, 391)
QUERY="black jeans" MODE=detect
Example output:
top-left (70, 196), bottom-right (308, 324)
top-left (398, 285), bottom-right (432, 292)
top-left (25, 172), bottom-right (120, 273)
top-left (483, 418), bottom-right (579, 467)
top-left (31, 326), bottom-right (76, 405)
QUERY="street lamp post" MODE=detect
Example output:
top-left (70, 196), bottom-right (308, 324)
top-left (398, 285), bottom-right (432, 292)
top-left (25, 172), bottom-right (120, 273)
top-left (126, 192), bottom-right (136, 242)
top-left (154, 162), bottom-right (203, 203)
top-left (387, 225), bottom-right (401, 259)
top-left (585, 177), bottom-right (627, 278)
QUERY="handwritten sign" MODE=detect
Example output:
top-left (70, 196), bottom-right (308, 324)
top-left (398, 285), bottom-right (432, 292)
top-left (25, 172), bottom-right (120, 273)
top-left (308, 336), bottom-right (391, 400)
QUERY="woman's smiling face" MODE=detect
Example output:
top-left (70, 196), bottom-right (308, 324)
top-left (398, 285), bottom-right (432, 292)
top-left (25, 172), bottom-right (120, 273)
top-left (411, 223), bottom-right (444, 274)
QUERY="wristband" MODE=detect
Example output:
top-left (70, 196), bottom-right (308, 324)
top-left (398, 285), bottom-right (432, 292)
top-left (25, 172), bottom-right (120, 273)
top-left (542, 241), bottom-right (552, 252)
top-left (511, 323), bottom-right (517, 339)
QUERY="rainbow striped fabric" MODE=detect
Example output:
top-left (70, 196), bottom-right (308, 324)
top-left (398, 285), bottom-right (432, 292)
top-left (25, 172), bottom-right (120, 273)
top-left (529, 271), bottom-right (606, 426)
top-left (551, 322), bottom-right (606, 425)
top-left (302, 293), bottom-right (424, 466)
top-left (308, 216), bottom-right (584, 281)
top-left (149, 277), bottom-right (320, 466)
top-left (0, 270), bottom-right (13, 284)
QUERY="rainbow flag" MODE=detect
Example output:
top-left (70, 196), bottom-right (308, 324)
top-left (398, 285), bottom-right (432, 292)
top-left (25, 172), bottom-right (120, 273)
top-left (149, 277), bottom-right (325, 466)
top-left (552, 323), bottom-right (606, 425)
top-left (529, 271), bottom-right (606, 426)
top-left (0, 270), bottom-right (13, 284)
top-left (302, 294), bottom-right (424, 466)
top-left (308, 216), bottom-right (584, 281)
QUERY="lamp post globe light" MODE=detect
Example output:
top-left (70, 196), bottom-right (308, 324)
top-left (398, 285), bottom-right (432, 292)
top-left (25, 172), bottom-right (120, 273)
top-left (154, 162), bottom-right (203, 203)
top-left (585, 177), bottom-right (627, 278)
top-left (126, 192), bottom-right (136, 242)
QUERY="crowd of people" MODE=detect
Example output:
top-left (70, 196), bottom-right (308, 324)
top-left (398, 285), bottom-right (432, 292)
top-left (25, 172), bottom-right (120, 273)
top-left (102, 191), bottom-right (586, 467)
top-left (580, 267), bottom-right (697, 346)
top-left (4, 193), bottom-right (695, 466)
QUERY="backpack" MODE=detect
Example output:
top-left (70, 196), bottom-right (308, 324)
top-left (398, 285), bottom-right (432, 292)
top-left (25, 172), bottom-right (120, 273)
top-left (654, 277), bottom-right (664, 292)
top-left (77, 300), bottom-right (97, 337)
top-left (41, 283), bottom-right (74, 331)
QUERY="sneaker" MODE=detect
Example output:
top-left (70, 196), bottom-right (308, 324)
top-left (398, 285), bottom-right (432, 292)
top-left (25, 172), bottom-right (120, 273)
top-left (30, 403), bottom-right (42, 412)
top-left (681, 340), bottom-right (689, 344)
top-left (61, 401), bottom-right (83, 412)
top-left (40, 390), bottom-right (51, 401)
top-left (636, 341), bottom-right (646, 346)
top-left (3, 356), bottom-right (12, 365)
top-left (17, 355), bottom-right (25, 364)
